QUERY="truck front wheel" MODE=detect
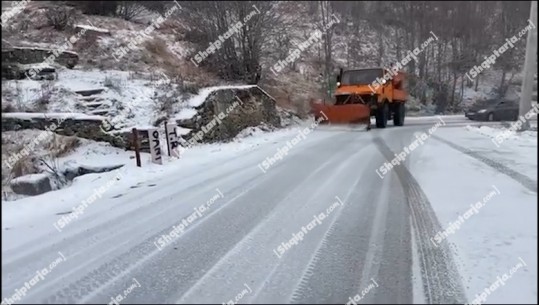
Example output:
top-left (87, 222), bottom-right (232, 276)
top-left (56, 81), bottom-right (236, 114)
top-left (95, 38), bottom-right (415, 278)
top-left (393, 102), bottom-right (405, 126)
top-left (375, 102), bottom-right (389, 128)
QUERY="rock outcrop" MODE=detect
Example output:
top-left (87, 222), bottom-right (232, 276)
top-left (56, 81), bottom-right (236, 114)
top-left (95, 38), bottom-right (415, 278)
top-left (176, 86), bottom-right (287, 143)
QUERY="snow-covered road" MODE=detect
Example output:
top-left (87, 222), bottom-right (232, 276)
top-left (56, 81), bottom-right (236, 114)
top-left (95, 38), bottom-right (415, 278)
top-left (2, 116), bottom-right (537, 304)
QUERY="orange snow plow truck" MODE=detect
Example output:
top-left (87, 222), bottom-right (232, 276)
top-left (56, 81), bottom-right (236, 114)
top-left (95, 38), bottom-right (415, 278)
top-left (310, 68), bottom-right (408, 128)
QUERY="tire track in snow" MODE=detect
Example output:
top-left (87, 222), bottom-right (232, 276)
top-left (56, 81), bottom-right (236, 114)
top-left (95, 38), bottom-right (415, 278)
top-left (2, 150), bottom-right (277, 298)
top-left (33, 131), bottom-right (357, 303)
top-left (431, 135), bottom-right (537, 193)
top-left (39, 182), bottom-right (255, 304)
top-left (112, 132), bottom-right (366, 303)
top-left (176, 139), bottom-right (371, 303)
top-left (287, 170), bottom-right (369, 304)
top-left (2, 127), bottom-right (347, 296)
top-left (3, 127), bottom-right (345, 267)
top-left (373, 137), bottom-right (467, 304)
top-left (286, 143), bottom-right (385, 304)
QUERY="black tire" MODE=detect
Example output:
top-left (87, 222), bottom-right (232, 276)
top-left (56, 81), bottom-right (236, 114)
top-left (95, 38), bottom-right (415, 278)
top-left (375, 102), bottom-right (389, 128)
top-left (393, 102), bottom-right (405, 126)
top-left (488, 112), bottom-right (495, 121)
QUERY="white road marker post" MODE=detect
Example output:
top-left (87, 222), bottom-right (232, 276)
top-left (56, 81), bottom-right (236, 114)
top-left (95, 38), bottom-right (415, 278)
top-left (148, 128), bottom-right (163, 165)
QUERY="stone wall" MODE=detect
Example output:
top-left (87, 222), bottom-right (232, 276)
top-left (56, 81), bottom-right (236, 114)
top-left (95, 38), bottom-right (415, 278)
top-left (1, 115), bottom-right (130, 149)
top-left (1, 115), bottom-right (164, 154)
top-left (1, 47), bottom-right (79, 68)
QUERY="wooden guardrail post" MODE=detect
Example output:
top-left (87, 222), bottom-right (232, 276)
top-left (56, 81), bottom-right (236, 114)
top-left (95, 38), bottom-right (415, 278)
top-left (132, 128), bottom-right (141, 167)
top-left (164, 121), bottom-right (171, 157)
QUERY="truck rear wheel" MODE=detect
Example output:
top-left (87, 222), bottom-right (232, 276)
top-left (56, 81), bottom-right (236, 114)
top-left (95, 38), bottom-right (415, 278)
top-left (375, 102), bottom-right (389, 128)
top-left (393, 102), bottom-right (405, 126)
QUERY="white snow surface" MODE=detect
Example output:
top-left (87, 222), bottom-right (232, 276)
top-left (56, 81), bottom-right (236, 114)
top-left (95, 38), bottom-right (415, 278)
top-left (466, 125), bottom-right (538, 144)
top-left (175, 85), bottom-right (257, 121)
top-left (1, 115), bottom-right (536, 303)
top-left (176, 108), bottom-right (198, 120)
top-left (7, 46), bottom-right (78, 56)
top-left (1, 125), bottom-right (307, 245)
top-left (187, 85), bottom-right (257, 108)
top-left (4, 70), bottom-right (261, 129)
top-left (3, 69), bottom-right (172, 128)
top-left (406, 120), bottom-right (537, 304)
top-left (2, 112), bottom-right (105, 121)
top-left (74, 24), bottom-right (110, 33)
top-left (17, 62), bottom-right (55, 70)
top-left (10, 173), bottom-right (50, 185)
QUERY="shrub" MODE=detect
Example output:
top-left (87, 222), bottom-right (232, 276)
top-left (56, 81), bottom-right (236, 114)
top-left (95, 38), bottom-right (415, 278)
top-left (68, 1), bottom-right (118, 16)
top-left (45, 6), bottom-right (75, 31)
top-left (116, 1), bottom-right (146, 21)
top-left (45, 134), bottom-right (80, 158)
top-left (103, 76), bottom-right (125, 94)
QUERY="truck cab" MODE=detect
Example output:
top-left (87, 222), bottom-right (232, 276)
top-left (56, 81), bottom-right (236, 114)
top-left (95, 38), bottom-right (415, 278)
top-left (334, 67), bottom-right (408, 127)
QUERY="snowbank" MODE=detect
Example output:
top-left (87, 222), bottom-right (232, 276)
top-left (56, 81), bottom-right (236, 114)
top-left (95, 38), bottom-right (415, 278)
top-left (10, 173), bottom-right (50, 184)
top-left (176, 108), bottom-right (198, 120)
top-left (2, 112), bottom-right (105, 121)
top-left (74, 24), bottom-right (110, 34)
top-left (408, 126), bottom-right (537, 304)
top-left (175, 85), bottom-right (257, 121)
top-left (187, 85), bottom-right (257, 108)
top-left (465, 125), bottom-right (537, 144)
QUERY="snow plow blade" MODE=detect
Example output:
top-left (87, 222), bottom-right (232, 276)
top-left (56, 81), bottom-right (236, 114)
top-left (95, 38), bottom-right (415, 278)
top-left (310, 102), bottom-right (371, 124)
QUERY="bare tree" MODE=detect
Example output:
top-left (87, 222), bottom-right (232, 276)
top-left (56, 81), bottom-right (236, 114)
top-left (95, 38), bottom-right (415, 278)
top-left (317, 1), bottom-right (338, 97)
top-left (53, 0), bottom-right (532, 113)
top-left (180, 1), bottom-right (284, 84)
top-left (45, 5), bottom-right (75, 31)
top-left (116, 1), bottom-right (146, 21)
top-left (495, 1), bottom-right (530, 97)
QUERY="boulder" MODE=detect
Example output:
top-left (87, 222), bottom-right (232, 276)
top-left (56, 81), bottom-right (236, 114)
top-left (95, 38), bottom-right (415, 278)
top-left (10, 173), bottom-right (52, 196)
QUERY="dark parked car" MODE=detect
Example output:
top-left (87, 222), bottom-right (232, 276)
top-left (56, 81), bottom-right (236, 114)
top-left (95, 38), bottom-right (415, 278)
top-left (465, 99), bottom-right (519, 121)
